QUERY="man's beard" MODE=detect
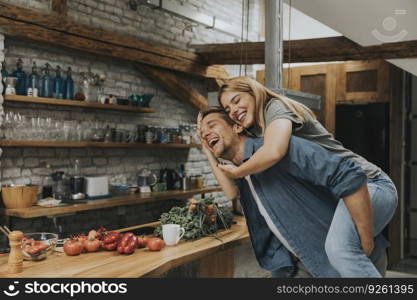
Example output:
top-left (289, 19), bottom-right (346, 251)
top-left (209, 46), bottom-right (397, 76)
top-left (217, 141), bottom-right (236, 162)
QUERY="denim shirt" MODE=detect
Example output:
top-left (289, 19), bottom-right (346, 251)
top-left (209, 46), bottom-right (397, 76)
top-left (235, 136), bottom-right (389, 277)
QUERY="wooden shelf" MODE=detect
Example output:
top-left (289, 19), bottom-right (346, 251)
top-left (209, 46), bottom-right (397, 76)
top-left (0, 140), bottom-right (202, 149)
top-left (4, 95), bottom-right (155, 113)
top-left (0, 186), bottom-right (222, 218)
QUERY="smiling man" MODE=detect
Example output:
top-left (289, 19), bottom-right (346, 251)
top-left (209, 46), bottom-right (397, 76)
top-left (198, 107), bottom-right (395, 278)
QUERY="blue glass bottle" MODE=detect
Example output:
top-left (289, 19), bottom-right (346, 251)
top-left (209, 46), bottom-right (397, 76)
top-left (12, 58), bottom-right (27, 95)
top-left (40, 63), bottom-right (52, 98)
top-left (28, 62), bottom-right (39, 97)
top-left (63, 67), bottom-right (74, 100)
top-left (52, 65), bottom-right (64, 99)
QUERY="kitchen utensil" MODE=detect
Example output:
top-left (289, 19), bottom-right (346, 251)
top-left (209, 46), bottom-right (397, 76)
top-left (8, 231), bottom-right (23, 274)
top-left (116, 98), bottom-right (130, 106)
top-left (129, 94), bottom-right (141, 106)
top-left (160, 169), bottom-right (181, 190)
top-left (136, 168), bottom-right (158, 193)
top-left (84, 176), bottom-right (109, 198)
top-left (2, 185), bottom-right (38, 209)
top-left (70, 177), bottom-right (85, 200)
top-left (139, 93), bottom-right (154, 107)
top-left (109, 185), bottom-right (130, 196)
top-left (51, 171), bottom-right (67, 200)
top-left (162, 224), bottom-right (185, 246)
top-left (21, 232), bottom-right (58, 261)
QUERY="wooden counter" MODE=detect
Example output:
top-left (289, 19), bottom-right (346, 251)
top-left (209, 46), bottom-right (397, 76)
top-left (1, 186), bottom-right (222, 218)
top-left (0, 217), bottom-right (249, 278)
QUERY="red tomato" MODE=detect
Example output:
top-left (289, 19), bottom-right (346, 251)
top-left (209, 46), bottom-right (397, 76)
top-left (117, 233), bottom-right (137, 254)
top-left (103, 232), bottom-right (121, 244)
top-left (137, 235), bottom-right (151, 248)
top-left (147, 238), bottom-right (164, 251)
top-left (83, 239), bottom-right (101, 252)
top-left (63, 240), bottom-right (84, 256)
top-left (102, 241), bottom-right (118, 251)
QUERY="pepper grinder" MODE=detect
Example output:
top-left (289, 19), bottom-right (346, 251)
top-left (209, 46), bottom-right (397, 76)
top-left (7, 231), bottom-right (23, 274)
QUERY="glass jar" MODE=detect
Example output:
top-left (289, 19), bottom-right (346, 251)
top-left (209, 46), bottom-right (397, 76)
top-left (190, 124), bottom-right (199, 144)
top-left (182, 125), bottom-right (191, 144)
top-left (160, 127), bottom-right (170, 144)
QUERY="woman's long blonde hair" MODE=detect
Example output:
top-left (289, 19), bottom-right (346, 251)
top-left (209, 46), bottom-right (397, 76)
top-left (218, 76), bottom-right (316, 134)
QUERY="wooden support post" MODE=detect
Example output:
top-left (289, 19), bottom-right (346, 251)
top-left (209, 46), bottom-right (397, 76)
top-left (388, 65), bottom-right (406, 267)
top-left (52, 0), bottom-right (67, 16)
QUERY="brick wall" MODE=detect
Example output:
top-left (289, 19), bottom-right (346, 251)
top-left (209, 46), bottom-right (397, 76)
top-left (0, 0), bottom-right (268, 277)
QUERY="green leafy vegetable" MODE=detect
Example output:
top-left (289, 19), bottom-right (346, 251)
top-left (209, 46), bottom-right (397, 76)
top-left (153, 197), bottom-right (233, 240)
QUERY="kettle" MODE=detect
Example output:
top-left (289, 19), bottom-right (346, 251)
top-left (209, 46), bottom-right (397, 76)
top-left (136, 168), bottom-right (158, 193)
top-left (51, 171), bottom-right (67, 200)
top-left (159, 169), bottom-right (181, 190)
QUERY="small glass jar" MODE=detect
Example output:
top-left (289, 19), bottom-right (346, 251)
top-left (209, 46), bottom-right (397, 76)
top-left (181, 124), bottom-right (191, 144)
top-left (195, 175), bottom-right (204, 189)
top-left (190, 124), bottom-right (199, 144)
top-left (160, 127), bottom-right (170, 144)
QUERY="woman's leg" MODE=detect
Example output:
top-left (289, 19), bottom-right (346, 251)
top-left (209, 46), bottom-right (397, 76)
top-left (324, 173), bottom-right (398, 277)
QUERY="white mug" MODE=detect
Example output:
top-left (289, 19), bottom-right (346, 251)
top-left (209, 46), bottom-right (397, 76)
top-left (162, 224), bottom-right (185, 246)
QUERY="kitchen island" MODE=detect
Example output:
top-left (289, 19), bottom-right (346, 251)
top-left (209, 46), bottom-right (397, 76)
top-left (0, 217), bottom-right (249, 278)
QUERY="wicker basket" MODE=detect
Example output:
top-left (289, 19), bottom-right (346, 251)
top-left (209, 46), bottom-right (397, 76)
top-left (1, 186), bottom-right (38, 209)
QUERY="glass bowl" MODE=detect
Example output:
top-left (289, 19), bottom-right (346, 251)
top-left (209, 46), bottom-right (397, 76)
top-left (21, 232), bottom-right (58, 261)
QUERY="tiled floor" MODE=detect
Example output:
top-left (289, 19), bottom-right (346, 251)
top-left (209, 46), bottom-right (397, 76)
top-left (386, 258), bottom-right (417, 278)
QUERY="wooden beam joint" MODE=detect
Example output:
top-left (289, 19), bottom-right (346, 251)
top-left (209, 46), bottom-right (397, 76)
top-left (52, 0), bottom-right (67, 16)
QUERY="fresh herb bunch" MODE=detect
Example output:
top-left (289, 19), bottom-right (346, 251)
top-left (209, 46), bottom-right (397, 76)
top-left (153, 197), bottom-right (233, 240)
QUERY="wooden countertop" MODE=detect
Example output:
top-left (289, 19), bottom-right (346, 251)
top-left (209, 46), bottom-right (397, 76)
top-left (1, 187), bottom-right (222, 218)
top-left (0, 217), bottom-right (249, 278)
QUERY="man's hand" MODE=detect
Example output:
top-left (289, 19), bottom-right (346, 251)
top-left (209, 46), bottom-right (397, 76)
top-left (197, 112), bottom-right (211, 155)
top-left (217, 163), bottom-right (242, 179)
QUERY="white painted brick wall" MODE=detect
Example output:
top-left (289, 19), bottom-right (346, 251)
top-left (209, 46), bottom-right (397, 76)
top-left (0, 2), bottom-right (266, 276)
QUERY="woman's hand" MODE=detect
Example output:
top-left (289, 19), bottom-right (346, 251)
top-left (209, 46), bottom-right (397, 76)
top-left (217, 164), bottom-right (243, 179)
top-left (360, 236), bottom-right (375, 257)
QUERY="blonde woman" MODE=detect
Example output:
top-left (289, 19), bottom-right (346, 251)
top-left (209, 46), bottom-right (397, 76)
top-left (205, 76), bottom-right (397, 277)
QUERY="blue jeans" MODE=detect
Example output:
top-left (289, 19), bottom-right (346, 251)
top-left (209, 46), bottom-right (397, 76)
top-left (324, 171), bottom-right (398, 277)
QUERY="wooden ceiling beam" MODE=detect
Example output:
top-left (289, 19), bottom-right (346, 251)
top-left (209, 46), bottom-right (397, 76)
top-left (0, 2), bottom-right (228, 79)
top-left (192, 36), bottom-right (417, 64)
top-left (138, 64), bottom-right (209, 111)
